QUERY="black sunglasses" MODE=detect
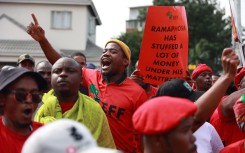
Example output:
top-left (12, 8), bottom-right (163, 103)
top-left (6, 89), bottom-right (42, 103)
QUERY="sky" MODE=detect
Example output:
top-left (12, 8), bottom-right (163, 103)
top-left (92, 0), bottom-right (242, 48)
top-left (93, 0), bottom-right (152, 47)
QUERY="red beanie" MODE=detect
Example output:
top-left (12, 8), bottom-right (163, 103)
top-left (132, 96), bottom-right (197, 134)
top-left (191, 64), bottom-right (213, 79)
top-left (234, 67), bottom-right (245, 89)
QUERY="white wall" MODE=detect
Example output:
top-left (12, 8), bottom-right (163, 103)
top-left (241, 0), bottom-right (245, 27)
top-left (0, 3), bottom-right (88, 51)
top-left (0, 18), bottom-right (30, 39)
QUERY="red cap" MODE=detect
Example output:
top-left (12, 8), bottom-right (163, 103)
top-left (132, 96), bottom-right (197, 134)
top-left (191, 64), bottom-right (213, 79)
top-left (234, 67), bottom-right (245, 89)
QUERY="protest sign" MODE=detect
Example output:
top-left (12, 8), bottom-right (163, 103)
top-left (138, 6), bottom-right (188, 85)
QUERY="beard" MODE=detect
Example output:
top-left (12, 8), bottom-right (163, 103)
top-left (16, 120), bottom-right (32, 129)
top-left (102, 69), bottom-right (116, 77)
top-left (55, 89), bottom-right (73, 97)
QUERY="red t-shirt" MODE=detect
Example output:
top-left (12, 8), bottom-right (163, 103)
top-left (210, 108), bottom-right (223, 140)
top-left (210, 96), bottom-right (245, 146)
top-left (82, 68), bottom-right (148, 153)
top-left (59, 102), bottom-right (75, 113)
top-left (0, 116), bottom-right (43, 153)
top-left (220, 139), bottom-right (245, 153)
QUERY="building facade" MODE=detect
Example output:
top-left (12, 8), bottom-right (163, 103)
top-left (0, 0), bottom-right (102, 67)
top-left (126, 6), bottom-right (149, 33)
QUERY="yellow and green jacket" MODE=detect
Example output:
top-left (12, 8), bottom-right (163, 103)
top-left (35, 89), bottom-right (115, 148)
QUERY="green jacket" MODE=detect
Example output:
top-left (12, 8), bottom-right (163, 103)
top-left (35, 89), bottom-right (115, 148)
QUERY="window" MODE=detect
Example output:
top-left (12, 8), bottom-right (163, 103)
top-left (89, 17), bottom-right (95, 35)
top-left (51, 11), bottom-right (72, 29)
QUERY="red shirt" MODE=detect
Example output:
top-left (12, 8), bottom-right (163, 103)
top-left (210, 96), bottom-right (245, 146)
top-left (220, 139), bottom-right (245, 153)
top-left (59, 102), bottom-right (75, 113)
top-left (0, 116), bottom-right (43, 153)
top-left (82, 68), bottom-right (148, 153)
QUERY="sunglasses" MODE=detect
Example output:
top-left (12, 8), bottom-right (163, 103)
top-left (6, 89), bottom-right (43, 103)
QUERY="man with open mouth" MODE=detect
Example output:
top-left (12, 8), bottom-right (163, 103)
top-left (0, 66), bottom-right (47, 153)
top-left (27, 13), bottom-right (148, 153)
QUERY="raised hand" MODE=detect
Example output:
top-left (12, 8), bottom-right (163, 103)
top-left (26, 13), bottom-right (45, 42)
top-left (221, 48), bottom-right (240, 80)
top-left (129, 70), bottom-right (145, 86)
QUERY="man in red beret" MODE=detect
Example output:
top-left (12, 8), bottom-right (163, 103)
top-left (133, 96), bottom-right (197, 153)
top-left (191, 64), bottom-right (213, 92)
top-left (152, 48), bottom-right (240, 152)
top-left (132, 48), bottom-right (239, 152)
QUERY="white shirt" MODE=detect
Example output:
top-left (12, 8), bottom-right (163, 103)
top-left (194, 122), bottom-right (224, 153)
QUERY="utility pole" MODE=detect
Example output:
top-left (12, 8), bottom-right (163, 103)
top-left (231, 0), bottom-right (243, 66)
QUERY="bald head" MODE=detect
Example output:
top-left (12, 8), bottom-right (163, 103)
top-left (51, 57), bottom-right (82, 99)
top-left (35, 60), bottom-right (52, 69)
top-left (52, 57), bottom-right (81, 74)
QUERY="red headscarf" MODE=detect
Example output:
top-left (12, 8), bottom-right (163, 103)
top-left (234, 67), bottom-right (245, 89)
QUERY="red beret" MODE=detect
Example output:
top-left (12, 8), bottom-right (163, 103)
top-left (191, 64), bottom-right (213, 79)
top-left (234, 67), bottom-right (245, 89)
top-left (132, 96), bottom-right (197, 134)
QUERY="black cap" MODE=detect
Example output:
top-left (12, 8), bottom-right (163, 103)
top-left (17, 54), bottom-right (35, 65)
top-left (0, 66), bottom-right (47, 91)
top-left (155, 78), bottom-right (204, 102)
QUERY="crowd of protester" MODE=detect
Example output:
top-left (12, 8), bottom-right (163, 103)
top-left (0, 13), bottom-right (245, 153)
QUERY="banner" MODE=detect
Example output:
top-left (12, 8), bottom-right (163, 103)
top-left (229, 0), bottom-right (244, 66)
top-left (138, 6), bottom-right (188, 86)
